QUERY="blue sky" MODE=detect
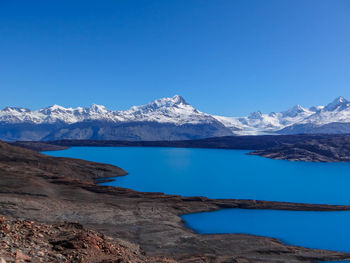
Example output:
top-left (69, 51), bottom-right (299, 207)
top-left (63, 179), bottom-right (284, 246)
top-left (1, 0), bottom-right (349, 116)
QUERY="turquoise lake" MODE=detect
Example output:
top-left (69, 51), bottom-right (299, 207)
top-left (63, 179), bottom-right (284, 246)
top-left (46, 147), bottom-right (350, 252)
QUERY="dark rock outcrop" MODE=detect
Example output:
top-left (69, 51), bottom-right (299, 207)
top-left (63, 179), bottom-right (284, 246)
top-left (249, 135), bottom-right (350, 162)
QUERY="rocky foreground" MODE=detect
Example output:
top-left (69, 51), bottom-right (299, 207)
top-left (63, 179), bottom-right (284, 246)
top-left (1, 141), bottom-right (350, 262)
top-left (0, 216), bottom-right (174, 263)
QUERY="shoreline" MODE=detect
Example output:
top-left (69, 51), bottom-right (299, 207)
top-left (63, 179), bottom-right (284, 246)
top-left (10, 134), bottom-right (350, 163)
top-left (2, 141), bottom-right (350, 262)
top-left (96, 176), bottom-right (350, 211)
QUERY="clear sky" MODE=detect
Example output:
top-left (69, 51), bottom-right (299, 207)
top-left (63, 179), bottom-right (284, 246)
top-left (1, 0), bottom-right (349, 116)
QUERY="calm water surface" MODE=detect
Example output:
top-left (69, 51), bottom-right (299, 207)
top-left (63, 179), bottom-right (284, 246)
top-left (46, 146), bottom-right (350, 204)
top-left (46, 147), bottom-right (350, 252)
top-left (182, 209), bottom-right (350, 252)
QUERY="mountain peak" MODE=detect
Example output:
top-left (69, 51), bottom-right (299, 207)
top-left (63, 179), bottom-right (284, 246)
top-left (171, 95), bottom-right (187, 105)
top-left (89, 104), bottom-right (108, 113)
top-left (248, 111), bottom-right (263, 120)
top-left (282, 104), bottom-right (309, 117)
top-left (40, 104), bottom-right (69, 113)
top-left (335, 96), bottom-right (347, 103)
top-left (48, 104), bottom-right (66, 110)
top-left (324, 96), bottom-right (350, 111)
top-left (138, 95), bottom-right (189, 110)
top-left (155, 95), bottom-right (188, 107)
top-left (2, 107), bottom-right (31, 113)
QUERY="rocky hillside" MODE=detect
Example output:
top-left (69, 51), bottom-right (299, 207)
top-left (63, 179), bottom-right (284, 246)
top-left (0, 216), bottom-right (174, 263)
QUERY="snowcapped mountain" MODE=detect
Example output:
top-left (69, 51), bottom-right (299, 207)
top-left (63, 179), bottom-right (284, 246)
top-left (0, 95), bottom-right (217, 125)
top-left (1, 95), bottom-right (350, 141)
top-left (0, 104), bottom-right (114, 124)
top-left (213, 104), bottom-right (317, 135)
top-left (279, 97), bottom-right (350, 134)
top-left (213, 96), bottom-right (350, 135)
top-left (0, 95), bottom-right (232, 141)
top-left (115, 95), bottom-right (219, 125)
top-left (301, 96), bottom-right (350, 125)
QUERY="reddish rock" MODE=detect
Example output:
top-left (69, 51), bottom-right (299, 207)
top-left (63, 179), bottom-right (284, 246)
top-left (15, 250), bottom-right (31, 262)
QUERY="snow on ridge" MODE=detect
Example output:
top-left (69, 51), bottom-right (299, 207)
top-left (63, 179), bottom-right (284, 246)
top-left (213, 96), bottom-right (350, 134)
top-left (0, 95), bottom-right (216, 125)
top-left (118, 95), bottom-right (214, 125)
top-left (1, 95), bottom-right (350, 134)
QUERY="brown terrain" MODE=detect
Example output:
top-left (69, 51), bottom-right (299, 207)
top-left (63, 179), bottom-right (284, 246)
top-left (0, 216), bottom-right (174, 263)
top-left (1, 140), bottom-right (350, 262)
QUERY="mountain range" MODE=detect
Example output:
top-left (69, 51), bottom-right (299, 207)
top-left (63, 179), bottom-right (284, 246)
top-left (1, 95), bottom-right (350, 141)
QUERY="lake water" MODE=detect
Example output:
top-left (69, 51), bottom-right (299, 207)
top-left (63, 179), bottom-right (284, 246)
top-left (45, 147), bottom-right (350, 252)
top-left (182, 209), bottom-right (350, 253)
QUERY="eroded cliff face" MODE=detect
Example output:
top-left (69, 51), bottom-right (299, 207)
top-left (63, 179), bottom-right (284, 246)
top-left (1, 140), bottom-right (350, 263)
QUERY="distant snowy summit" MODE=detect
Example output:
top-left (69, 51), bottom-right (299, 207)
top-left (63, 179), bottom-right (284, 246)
top-left (1, 95), bottom-right (350, 141)
top-left (0, 95), bottom-right (216, 125)
top-left (214, 96), bottom-right (350, 135)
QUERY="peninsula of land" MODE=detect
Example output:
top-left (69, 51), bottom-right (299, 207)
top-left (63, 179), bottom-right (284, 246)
top-left (1, 140), bottom-right (350, 262)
